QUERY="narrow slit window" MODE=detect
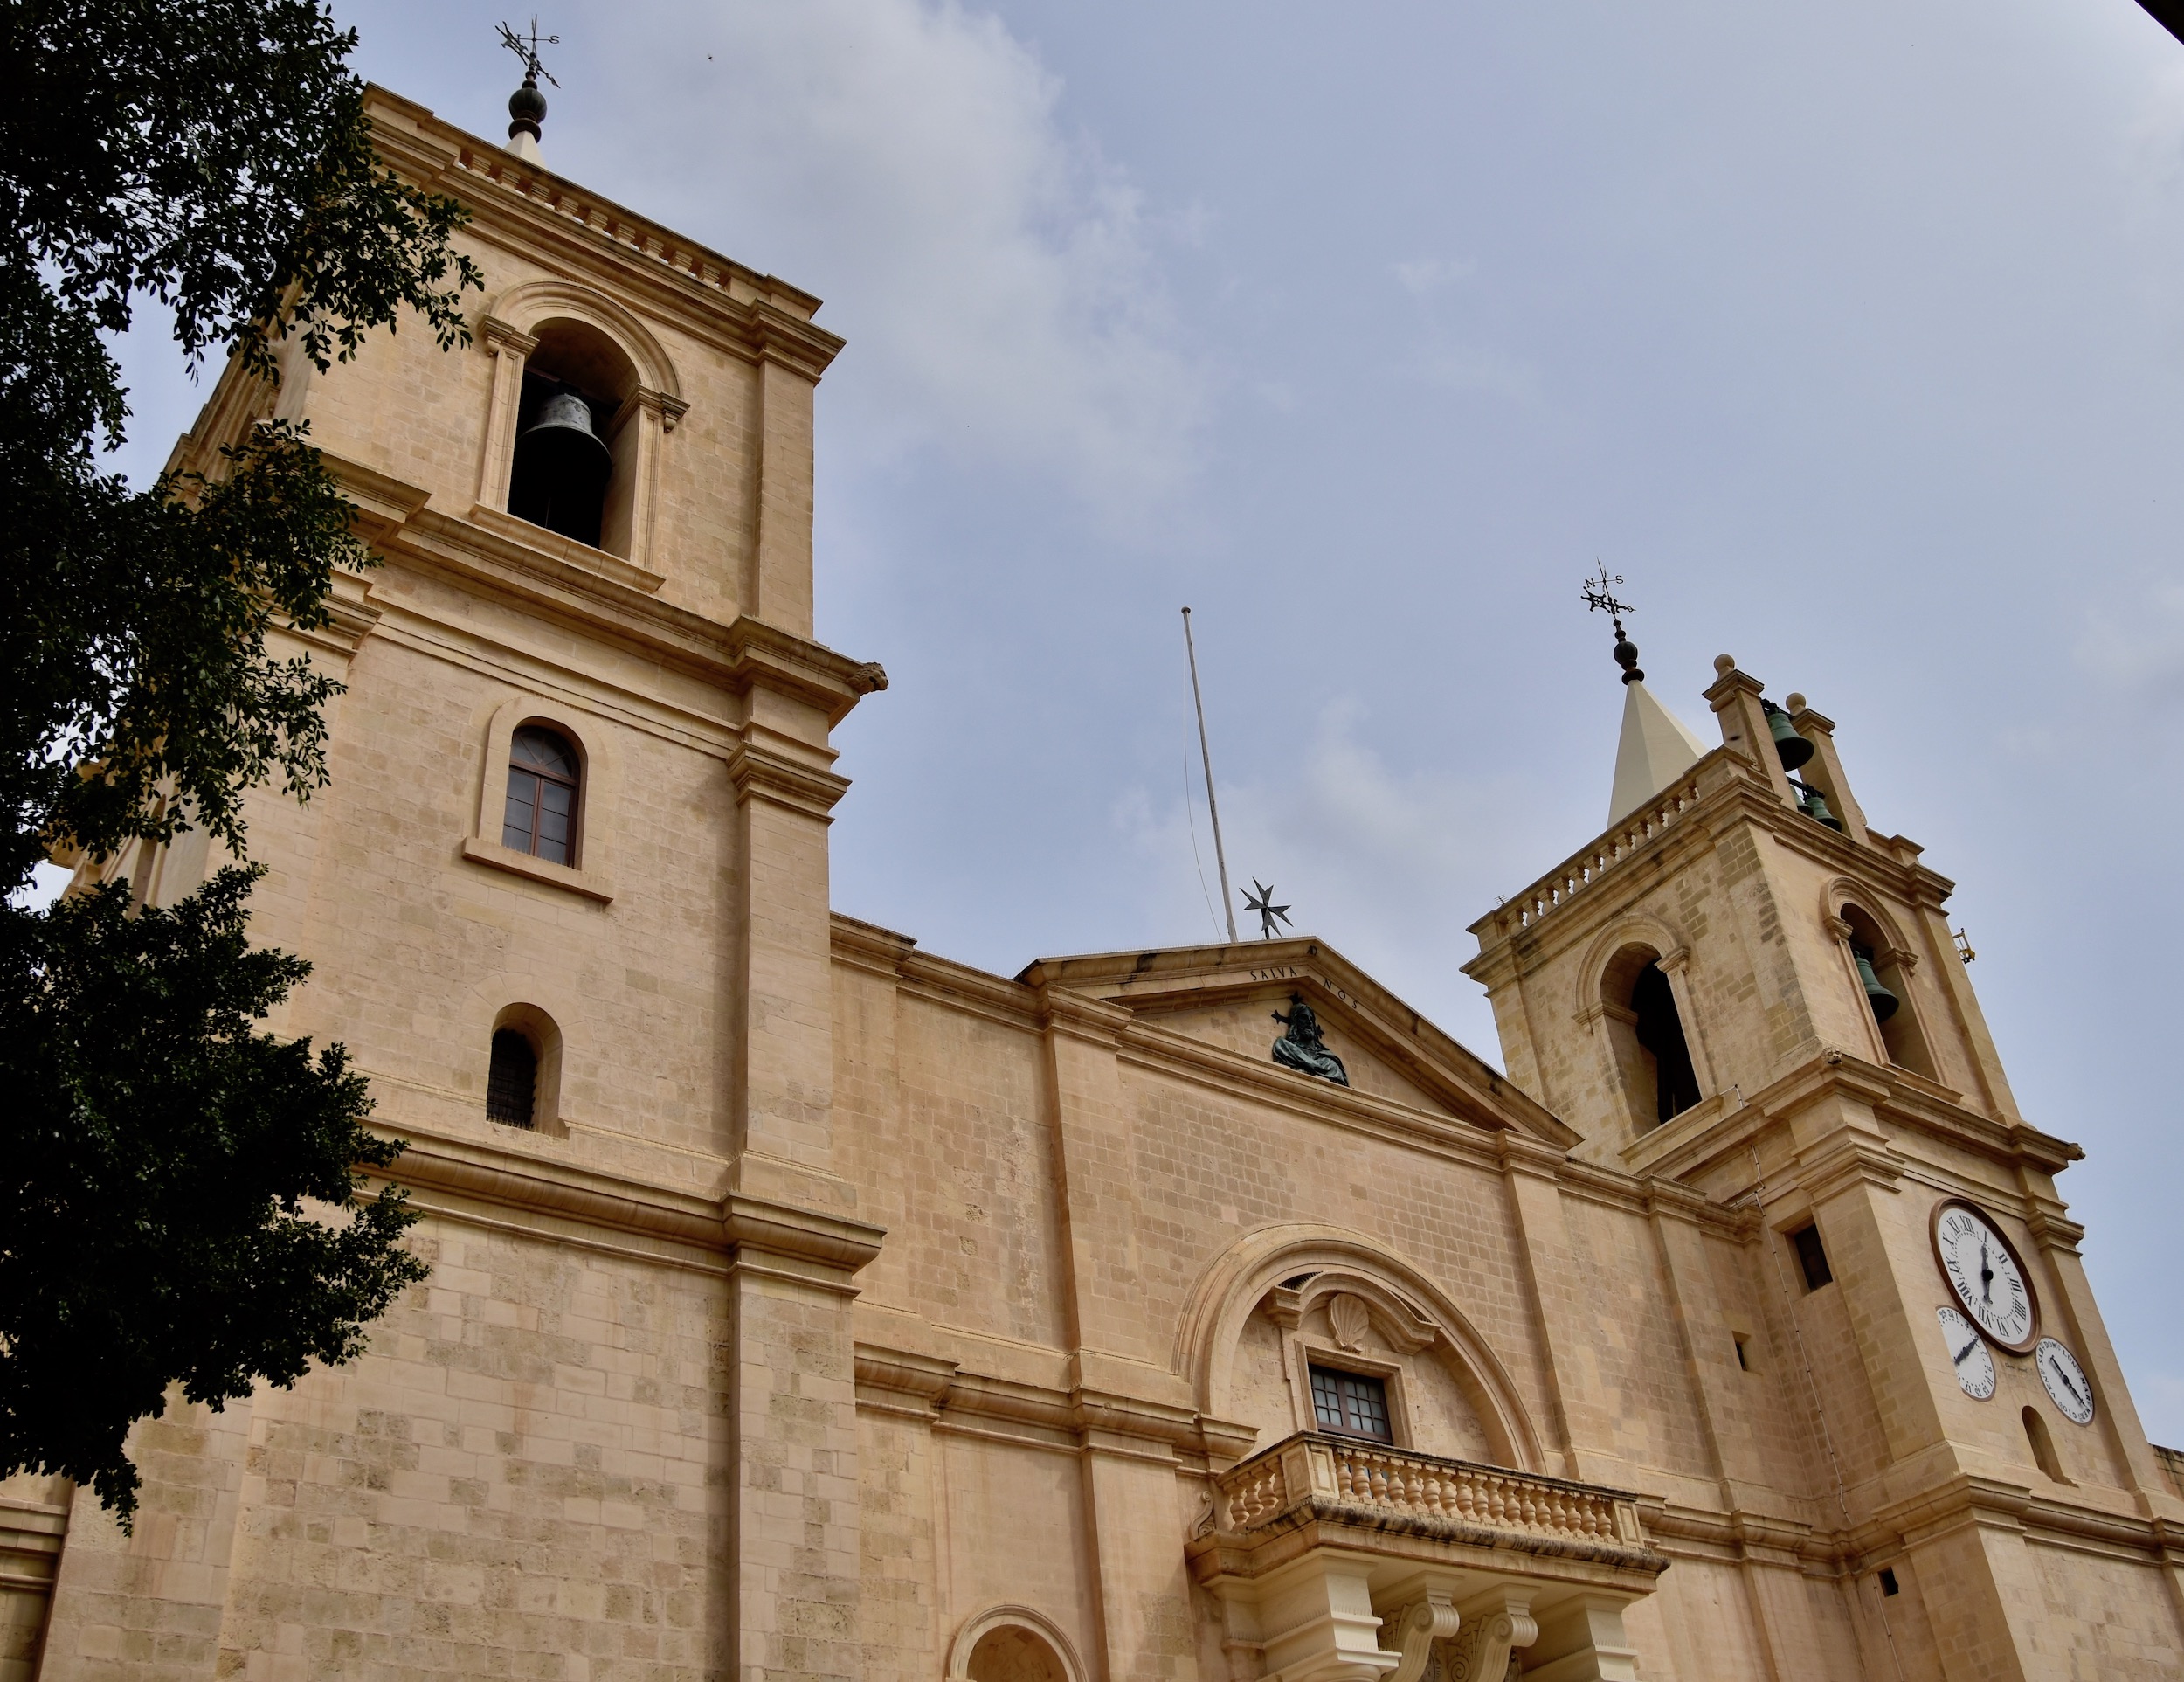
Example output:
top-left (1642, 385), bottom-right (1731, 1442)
top-left (487, 1029), bottom-right (538, 1128)
top-left (1309, 1366), bottom-right (1393, 1442)
top-left (503, 726), bottom-right (580, 865)
top-left (1791, 1222), bottom-right (1834, 1292)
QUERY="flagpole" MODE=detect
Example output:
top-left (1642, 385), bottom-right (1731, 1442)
top-left (1182, 607), bottom-right (1239, 943)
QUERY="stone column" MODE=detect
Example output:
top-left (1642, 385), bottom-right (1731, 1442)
top-left (1498, 1136), bottom-right (1614, 1482)
top-left (724, 1198), bottom-right (882, 1682)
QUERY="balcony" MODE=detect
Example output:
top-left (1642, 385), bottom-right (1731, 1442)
top-left (1188, 1435), bottom-right (1667, 1682)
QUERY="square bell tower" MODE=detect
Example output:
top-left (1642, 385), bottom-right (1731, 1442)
top-left (1462, 650), bottom-right (2184, 1682)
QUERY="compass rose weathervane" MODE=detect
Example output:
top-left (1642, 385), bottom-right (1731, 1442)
top-left (1241, 880), bottom-right (1291, 941)
top-left (1580, 562), bottom-right (1645, 685)
top-left (498, 17), bottom-right (560, 150)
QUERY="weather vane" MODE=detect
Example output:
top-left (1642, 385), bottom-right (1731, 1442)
top-left (1241, 880), bottom-right (1292, 941)
top-left (1580, 562), bottom-right (1645, 685)
top-left (499, 17), bottom-right (561, 86)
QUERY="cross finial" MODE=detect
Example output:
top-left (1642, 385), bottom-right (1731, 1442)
top-left (1241, 880), bottom-right (1292, 941)
top-left (1580, 563), bottom-right (1645, 686)
top-left (499, 18), bottom-right (560, 150)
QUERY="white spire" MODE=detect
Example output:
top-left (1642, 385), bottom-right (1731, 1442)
top-left (1608, 678), bottom-right (1707, 824)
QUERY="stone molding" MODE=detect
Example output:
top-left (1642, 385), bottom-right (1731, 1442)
top-left (726, 739), bottom-right (851, 820)
top-left (459, 834), bottom-right (613, 902)
top-left (362, 87), bottom-right (845, 379)
top-left (944, 1605), bottom-right (1089, 1682)
top-left (851, 1339), bottom-right (1256, 1464)
top-left (323, 450), bottom-right (888, 716)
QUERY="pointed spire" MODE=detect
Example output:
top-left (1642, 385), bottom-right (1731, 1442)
top-left (1609, 679), bottom-right (1707, 822)
top-left (1582, 565), bottom-right (1708, 822)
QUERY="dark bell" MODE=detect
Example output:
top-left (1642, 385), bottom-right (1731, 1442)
top-left (1852, 946), bottom-right (1899, 1023)
top-left (517, 390), bottom-right (612, 481)
top-left (1761, 698), bottom-right (1814, 772)
top-left (1800, 786), bottom-right (1845, 832)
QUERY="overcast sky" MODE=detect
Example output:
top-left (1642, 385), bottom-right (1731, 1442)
top-left (99, 0), bottom-right (2184, 1441)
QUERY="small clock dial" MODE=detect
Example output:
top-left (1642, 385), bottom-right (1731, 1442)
top-left (2035, 1338), bottom-right (2095, 1426)
top-left (1936, 1305), bottom-right (1995, 1400)
top-left (1931, 1200), bottom-right (2038, 1353)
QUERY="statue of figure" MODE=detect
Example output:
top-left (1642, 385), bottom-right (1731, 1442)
top-left (1271, 993), bottom-right (1349, 1086)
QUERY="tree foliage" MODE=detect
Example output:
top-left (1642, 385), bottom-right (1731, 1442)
top-left (0, 0), bottom-right (482, 1519)
top-left (0, 869), bottom-right (423, 1516)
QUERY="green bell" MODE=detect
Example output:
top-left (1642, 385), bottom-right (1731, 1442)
top-left (1852, 945), bottom-right (1898, 1023)
top-left (1762, 698), bottom-right (1814, 772)
top-left (1801, 786), bottom-right (1845, 832)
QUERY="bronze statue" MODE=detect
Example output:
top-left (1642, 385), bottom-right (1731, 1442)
top-left (1271, 993), bottom-right (1349, 1085)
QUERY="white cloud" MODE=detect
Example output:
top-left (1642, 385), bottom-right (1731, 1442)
top-left (588, 0), bottom-right (1207, 517)
top-left (2075, 580), bottom-right (2184, 689)
top-left (1393, 256), bottom-right (1477, 296)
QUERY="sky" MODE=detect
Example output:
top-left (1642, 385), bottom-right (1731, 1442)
top-left (93, 0), bottom-right (2184, 1440)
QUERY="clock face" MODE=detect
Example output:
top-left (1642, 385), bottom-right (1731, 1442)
top-left (1936, 1305), bottom-right (1996, 1400)
top-left (2035, 1339), bottom-right (2096, 1426)
top-left (1931, 1200), bottom-right (2038, 1353)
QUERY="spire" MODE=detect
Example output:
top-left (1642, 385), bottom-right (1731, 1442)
top-left (498, 18), bottom-right (560, 163)
top-left (1581, 565), bottom-right (1708, 823)
top-left (1608, 677), bottom-right (1707, 823)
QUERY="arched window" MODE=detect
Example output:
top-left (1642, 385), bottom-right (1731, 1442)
top-left (1600, 945), bottom-right (1701, 1130)
top-left (506, 320), bottom-right (639, 553)
top-left (963, 1623), bottom-right (1071, 1682)
top-left (1839, 904), bottom-right (1936, 1076)
top-left (502, 726), bottom-right (580, 865)
top-left (2022, 1406), bottom-right (2070, 1484)
top-left (487, 1028), bottom-right (538, 1128)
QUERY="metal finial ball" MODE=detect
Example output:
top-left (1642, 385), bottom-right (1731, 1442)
top-left (1613, 635), bottom-right (1643, 686)
top-left (508, 77), bottom-right (546, 128)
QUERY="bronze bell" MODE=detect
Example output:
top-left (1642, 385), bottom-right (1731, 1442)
top-left (1851, 945), bottom-right (1898, 1022)
top-left (518, 390), bottom-right (612, 478)
top-left (1761, 698), bottom-right (1814, 772)
top-left (1801, 786), bottom-right (1845, 832)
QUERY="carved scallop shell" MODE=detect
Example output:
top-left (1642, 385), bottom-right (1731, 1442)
top-left (1327, 1292), bottom-right (1372, 1351)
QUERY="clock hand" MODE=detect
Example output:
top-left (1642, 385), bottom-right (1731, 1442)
top-left (1980, 1240), bottom-right (1994, 1305)
top-left (1952, 1336), bottom-right (1980, 1367)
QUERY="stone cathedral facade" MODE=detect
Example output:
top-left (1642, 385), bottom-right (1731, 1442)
top-left (5, 85), bottom-right (2183, 1682)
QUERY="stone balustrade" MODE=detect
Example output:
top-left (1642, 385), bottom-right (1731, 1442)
top-left (1489, 772), bottom-right (1705, 937)
top-left (1213, 1433), bottom-right (1648, 1554)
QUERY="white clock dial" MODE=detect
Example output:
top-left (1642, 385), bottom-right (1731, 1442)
top-left (2035, 1339), bottom-right (2095, 1426)
top-left (1936, 1305), bottom-right (1995, 1400)
top-left (1932, 1201), bottom-right (2037, 1352)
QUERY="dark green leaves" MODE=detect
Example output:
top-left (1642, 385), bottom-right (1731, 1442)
top-left (0, 1), bottom-right (481, 1521)
top-left (0, 869), bottom-right (427, 1519)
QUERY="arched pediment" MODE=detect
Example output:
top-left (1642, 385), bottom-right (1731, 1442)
top-left (1572, 911), bottom-right (1689, 1018)
top-left (1175, 1222), bottom-right (1545, 1473)
top-left (485, 278), bottom-right (681, 398)
top-left (1817, 874), bottom-right (1917, 960)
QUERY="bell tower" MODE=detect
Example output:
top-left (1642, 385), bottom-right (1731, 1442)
top-left (1463, 638), bottom-right (2184, 1681)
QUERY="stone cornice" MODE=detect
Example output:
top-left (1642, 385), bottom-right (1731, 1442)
top-left (358, 1127), bottom-right (881, 1291)
top-left (851, 1339), bottom-right (1256, 1464)
top-left (325, 453), bottom-right (888, 719)
top-left (1625, 1052), bottom-right (2081, 1191)
top-left (362, 87), bottom-right (845, 382)
top-left (1466, 748), bottom-right (1957, 974)
top-left (727, 740), bottom-right (851, 820)
top-left (1023, 936), bottom-right (1576, 1147)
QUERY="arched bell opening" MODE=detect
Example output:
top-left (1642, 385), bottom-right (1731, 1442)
top-left (507, 319), bottom-right (639, 552)
top-left (1600, 944), bottom-right (1701, 1132)
top-left (1839, 903), bottom-right (1936, 1077)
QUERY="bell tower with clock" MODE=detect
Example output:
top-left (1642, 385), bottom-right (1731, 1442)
top-left (1463, 638), bottom-right (2184, 1681)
